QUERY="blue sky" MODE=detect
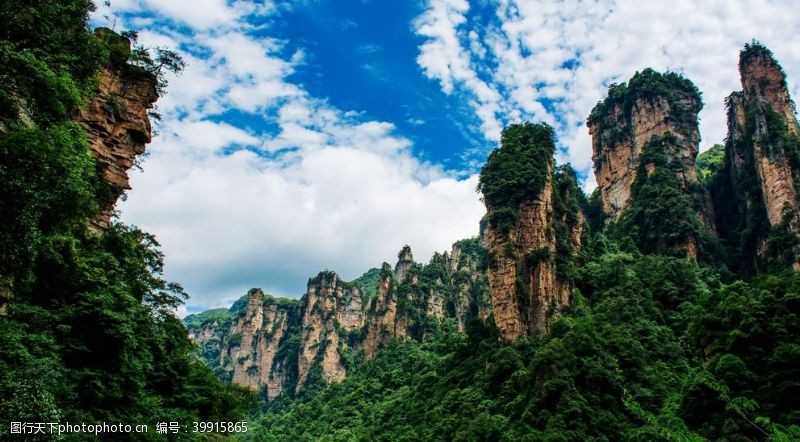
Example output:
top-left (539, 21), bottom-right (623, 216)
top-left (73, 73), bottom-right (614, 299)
top-left (92, 0), bottom-right (800, 315)
top-left (272, 1), bottom-right (486, 170)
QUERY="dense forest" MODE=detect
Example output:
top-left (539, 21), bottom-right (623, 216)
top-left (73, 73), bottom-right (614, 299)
top-left (0, 1), bottom-right (254, 440)
top-left (1, 1), bottom-right (799, 441)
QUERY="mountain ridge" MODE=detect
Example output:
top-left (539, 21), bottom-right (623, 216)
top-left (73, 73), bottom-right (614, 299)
top-left (185, 43), bottom-right (797, 422)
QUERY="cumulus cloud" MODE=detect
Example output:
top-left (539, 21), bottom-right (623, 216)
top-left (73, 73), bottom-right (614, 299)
top-left (93, 0), bottom-right (800, 312)
top-left (95, 1), bottom-right (485, 310)
top-left (413, 0), bottom-right (506, 140)
top-left (413, 0), bottom-right (800, 189)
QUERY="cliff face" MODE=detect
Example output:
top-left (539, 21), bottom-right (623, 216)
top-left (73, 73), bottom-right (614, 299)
top-left (394, 246), bottom-right (416, 283)
top-left (589, 95), bottom-right (702, 221)
top-left (736, 53), bottom-right (800, 225)
top-left (446, 240), bottom-right (492, 332)
top-left (479, 123), bottom-right (585, 341)
top-left (712, 43), bottom-right (800, 270)
top-left (588, 69), bottom-right (714, 258)
top-left (0, 31), bottom-right (158, 316)
top-left (362, 264), bottom-right (404, 358)
top-left (297, 272), bottom-right (363, 387)
top-left (186, 290), bottom-right (297, 400)
top-left (230, 290), bottom-right (293, 397)
top-left (484, 167), bottom-right (584, 341)
top-left (75, 32), bottom-right (158, 232)
top-left (186, 240), bottom-right (491, 399)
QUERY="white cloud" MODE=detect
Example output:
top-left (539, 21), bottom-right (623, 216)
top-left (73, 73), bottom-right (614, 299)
top-left (126, 116), bottom-right (484, 309)
top-left (413, 0), bottom-right (800, 190)
top-left (100, 0), bottom-right (800, 312)
top-left (101, 1), bottom-right (485, 310)
top-left (167, 121), bottom-right (260, 154)
top-left (140, 0), bottom-right (271, 30)
top-left (413, 0), bottom-right (506, 141)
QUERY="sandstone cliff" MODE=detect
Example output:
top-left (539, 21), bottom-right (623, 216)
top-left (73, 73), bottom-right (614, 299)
top-left (76, 29), bottom-right (158, 232)
top-left (710, 42), bottom-right (800, 271)
top-left (362, 263), bottom-right (404, 358)
top-left (479, 123), bottom-right (585, 341)
top-left (0, 30), bottom-right (159, 316)
top-left (186, 289), bottom-right (298, 399)
top-left (588, 69), bottom-right (715, 258)
top-left (186, 240), bottom-right (491, 399)
top-left (297, 271), bottom-right (364, 387)
top-left (394, 246), bottom-right (416, 283)
top-left (445, 239), bottom-right (492, 332)
top-left (484, 169), bottom-right (585, 341)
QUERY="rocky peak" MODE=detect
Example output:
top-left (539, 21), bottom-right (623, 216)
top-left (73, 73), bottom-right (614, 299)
top-left (740, 45), bottom-right (797, 127)
top-left (363, 263), bottom-right (401, 357)
top-left (711, 43), bottom-right (800, 270)
top-left (588, 68), bottom-right (715, 258)
top-left (588, 69), bottom-right (705, 219)
top-left (447, 244), bottom-right (462, 273)
top-left (394, 245), bottom-right (416, 283)
top-left (182, 287), bottom-right (298, 399)
top-left (479, 123), bottom-right (584, 341)
top-left (75, 29), bottom-right (158, 232)
top-left (244, 287), bottom-right (264, 303)
top-left (447, 240), bottom-right (479, 274)
top-left (297, 270), bottom-right (364, 387)
top-left (738, 44), bottom-right (800, 226)
top-left (187, 237), bottom-right (492, 398)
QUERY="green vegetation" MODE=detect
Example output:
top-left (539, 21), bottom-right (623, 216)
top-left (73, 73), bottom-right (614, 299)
top-left (0, 0), bottom-right (105, 124)
top-left (685, 274), bottom-right (800, 439)
top-left (588, 68), bottom-right (702, 130)
top-left (350, 267), bottom-right (382, 299)
top-left (551, 164), bottom-right (587, 280)
top-left (452, 237), bottom-right (488, 271)
top-left (264, 292), bottom-right (301, 310)
top-left (0, 122), bottom-right (98, 283)
top-left (611, 134), bottom-right (708, 259)
top-left (478, 122), bottom-right (555, 233)
top-left (696, 144), bottom-right (725, 184)
top-left (248, 243), bottom-right (800, 440)
top-left (0, 2), bottom-right (253, 439)
top-left (184, 308), bottom-right (234, 330)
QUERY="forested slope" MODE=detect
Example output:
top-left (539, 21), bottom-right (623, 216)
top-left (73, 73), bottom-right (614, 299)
top-left (0, 2), bottom-right (253, 440)
top-left (244, 125), bottom-right (800, 441)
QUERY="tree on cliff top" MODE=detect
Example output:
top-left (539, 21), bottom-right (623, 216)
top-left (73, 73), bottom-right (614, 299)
top-left (478, 122), bottom-right (555, 211)
top-left (739, 40), bottom-right (784, 78)
top-left (587, 68), bottom-right (702, 128)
